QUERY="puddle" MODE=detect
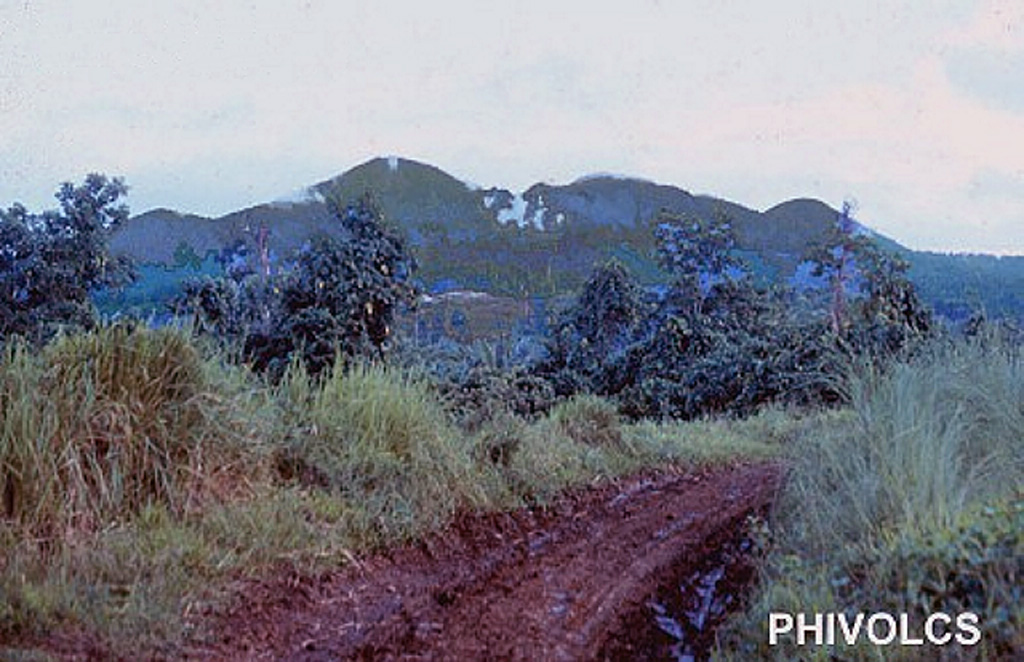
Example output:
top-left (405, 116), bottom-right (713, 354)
top-left (650, 538), bottom-right (752, 661)
top-left (600, 527), bottom-right (761, 661)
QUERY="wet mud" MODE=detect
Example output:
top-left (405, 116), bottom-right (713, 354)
top-left (181, 462), bottom-right (783, 661)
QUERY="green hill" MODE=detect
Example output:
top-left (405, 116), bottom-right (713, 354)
top-left (106, 156), bottom-right (1024, 322)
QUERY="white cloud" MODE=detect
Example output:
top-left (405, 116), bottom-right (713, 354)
top-left (943, 0), bottom-right (1024, 50)
top-left (0, 0), bottom-right (1021, 253)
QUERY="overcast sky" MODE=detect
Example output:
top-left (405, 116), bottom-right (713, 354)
top-left (1, 0), bottom-right (1022, 254)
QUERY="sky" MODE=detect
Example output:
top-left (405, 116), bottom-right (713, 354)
top-left (1, 0), bottom-right (1022, 254)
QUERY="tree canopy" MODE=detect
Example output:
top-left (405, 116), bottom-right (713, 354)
top-left (173, 194), bottom-right (418, 378)
top-left (1, 174), bottom-right (134, 343)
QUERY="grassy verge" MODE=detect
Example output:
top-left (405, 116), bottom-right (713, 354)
top-left (0, 326), bottom-right (790, 658)
top-left (714, 340), bottom-right (1024, 662)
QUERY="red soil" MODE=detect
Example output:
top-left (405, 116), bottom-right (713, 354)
top-left (179, 461), bottom-right (783, 661)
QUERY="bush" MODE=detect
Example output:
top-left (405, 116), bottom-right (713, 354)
top-left (715, 339), bottom-right (1024, 661)
top-left (548, 394), bottom-right (626, 450)
top-left (0, 325), bottom-right (261, 545)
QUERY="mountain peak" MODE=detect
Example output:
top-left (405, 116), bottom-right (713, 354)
top-left (570, 172), bottom-right (656, 186)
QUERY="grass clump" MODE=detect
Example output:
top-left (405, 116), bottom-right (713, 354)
top-left (276, 360), bottom-right (496, 544)
top-left (548, 394), bottom-right (627, 449)
top-left (0, 324), bottom-right (272, 646)
top-left (0, 325), bottom-right (263, 544)
top-left (715, 341), bottom-right (1024, 661)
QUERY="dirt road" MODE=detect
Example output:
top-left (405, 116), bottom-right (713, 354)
top-left (184, 462), bottom-right (782, 661)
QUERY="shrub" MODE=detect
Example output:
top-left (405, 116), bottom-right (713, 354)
top-left (274, 360), bottom-right (492, 543)
top-left (548, 394), bottom-right (626, 450)
top-left (0, 325), bottom-right (261, 545)
top-left (434, 364), bottom-right (558, 431)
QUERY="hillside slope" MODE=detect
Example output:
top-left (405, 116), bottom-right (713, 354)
top-left (107, 156), bottom-right (1024, 320)
top-left (110, 157), bottom-right (834, 296)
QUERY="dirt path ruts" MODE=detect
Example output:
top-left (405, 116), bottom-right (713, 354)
top-left (182, 461), bottom-right (782, 661)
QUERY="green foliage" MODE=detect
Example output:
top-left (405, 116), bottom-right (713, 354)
top-left (548, 394), bottom-right (626, 450)
top-left (620, 283), bottom-right (841, 420)
top-left (547, 232), bottom-right (840, 420)
top-left (273, 360), bottom-right (492, 544)
top-left (390, 335), bottom-right (558, 431)
top-left (716, 339), bottom-right (1024, 661)
top-left (172, 274), bottom-right (277, 341)
top-left (0, 175), bottom-right (135, 344)
top-left (805, 201), bottom-right (933, 354)
top-left (565, 259), bottom-right (647, 346)
top-left (654, 207), bottom-right (746, 312)
top-left (173, 195), bottom-right (418, 378)
top-left (435, 364), bottom-right (558, 431)
top-left (546, 259), bottom-right (649, 397)
top-left (854, 495), bottom-right (1023, 658)
top-left (543, 205), bottom-right (933, 421)
top-left (0, 324), bottom-right (264, 546)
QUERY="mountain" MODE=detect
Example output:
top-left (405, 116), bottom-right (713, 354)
top-left (109, 157), bottom-right (834, 293)
top-left (107, 156), bottom-right (1024, 322)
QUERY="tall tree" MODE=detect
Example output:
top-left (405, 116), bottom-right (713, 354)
top-left (806, 200), bottom-right (931, 348)
top-left (0, 174), bottom-right (134, 343)
top-left (806, 200), bottom-right (864, 334)
top-left (653, 207), bottom-right (746, 316)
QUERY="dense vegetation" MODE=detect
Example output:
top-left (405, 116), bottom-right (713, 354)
top-left (0, 175), bottom-right (1019, 660)
top-left (715, 337), bottom-right (1024, 661)
top-left (1, 175), bottom-right (134, 344)
top-left (171, 194), bottom-right (417, 379)
top-left (541, 204), bottom-right (933, 420)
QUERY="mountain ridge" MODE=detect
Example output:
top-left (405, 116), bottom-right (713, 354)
top-left (112, 156), bottom-right (837, 275)
top-left (108, 156), bottom-right (1024, 321)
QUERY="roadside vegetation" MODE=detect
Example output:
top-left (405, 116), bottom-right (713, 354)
top-left (715, 335), bottom-right (1023, 661)
top-left (0, 323), bottom-right (794, 656)
top-left (1, 177), bottom-right (1019, 659)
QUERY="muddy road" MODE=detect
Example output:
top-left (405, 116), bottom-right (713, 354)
top-left (184, 462), bottom-right (782, 661)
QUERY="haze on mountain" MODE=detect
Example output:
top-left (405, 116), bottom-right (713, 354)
top-left (2, 1), bottom-right (1023, 255)
top-left (107, 156), bottom-right (1024, 323)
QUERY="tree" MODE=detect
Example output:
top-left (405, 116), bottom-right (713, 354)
top-left (806, 200), bottom-right (865, 334)
top-left (653, 207), bottom-right (746, 316)
top-left (546, 259), bottom-right (649, 395)
top-left (559, 259), bottom-right (645, 355)
top-left (0, 174), bottom-right (134, 343)
top-left (175, 193), bottom-right (418, 378)
top-left (806, 200), bottom-right (932, 351)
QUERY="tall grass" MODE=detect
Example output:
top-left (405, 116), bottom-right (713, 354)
top-left (716, 339), bottom-right (1024, 661)
top-left (275, 359), bottom-right (499, 544)
top-left (783, 341), bottom-right (1023, 554)
top-left (0, 326), bottom-right (264, 545)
